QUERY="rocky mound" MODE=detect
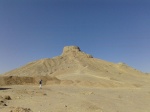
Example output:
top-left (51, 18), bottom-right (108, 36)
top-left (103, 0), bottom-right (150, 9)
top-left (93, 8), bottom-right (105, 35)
top-left (2, 46), bottom-right (93, 77)
top-left (1, 46), bottom-right (149, 87)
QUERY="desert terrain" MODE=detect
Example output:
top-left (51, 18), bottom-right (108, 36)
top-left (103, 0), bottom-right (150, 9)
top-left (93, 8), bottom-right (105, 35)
top-left (0, 84), bottom-right (150, 112)
top-left (0, 46), bottom-right (150, 112)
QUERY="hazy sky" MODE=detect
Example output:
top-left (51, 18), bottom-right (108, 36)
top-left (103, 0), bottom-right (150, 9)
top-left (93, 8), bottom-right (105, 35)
top-left (0, 0), bottom-right (150, 74)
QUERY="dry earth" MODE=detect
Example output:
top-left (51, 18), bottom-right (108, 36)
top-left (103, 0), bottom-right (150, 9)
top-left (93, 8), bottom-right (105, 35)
top-left (0, 46), bottom-right (150, 112)
top-left (0, 84), bottom-right (150, 112)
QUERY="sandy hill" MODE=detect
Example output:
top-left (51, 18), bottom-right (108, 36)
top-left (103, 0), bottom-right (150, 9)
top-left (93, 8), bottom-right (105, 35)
top-left (1, 46), bottom-right (149, 87)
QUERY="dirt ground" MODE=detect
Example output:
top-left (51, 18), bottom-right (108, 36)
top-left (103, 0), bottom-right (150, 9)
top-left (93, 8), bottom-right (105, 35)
top-left (0, 84), bottom-right (150, 112)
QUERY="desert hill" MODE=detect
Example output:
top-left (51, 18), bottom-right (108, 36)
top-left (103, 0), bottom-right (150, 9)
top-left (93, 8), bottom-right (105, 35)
top-left (1, 46), bottom-right (149, 87)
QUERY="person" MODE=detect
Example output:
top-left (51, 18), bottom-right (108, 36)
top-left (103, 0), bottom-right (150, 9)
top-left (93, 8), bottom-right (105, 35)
top-left (39, 79), bottom-right (42, 89)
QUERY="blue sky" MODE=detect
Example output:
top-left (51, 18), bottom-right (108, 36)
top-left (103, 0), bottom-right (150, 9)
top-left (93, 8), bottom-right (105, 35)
top-left (0, 0), bottom-right (150, 74)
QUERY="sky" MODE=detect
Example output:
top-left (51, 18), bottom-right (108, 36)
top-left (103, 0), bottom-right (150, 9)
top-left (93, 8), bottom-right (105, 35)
top-left (0, 0), bottom-right (150, 74)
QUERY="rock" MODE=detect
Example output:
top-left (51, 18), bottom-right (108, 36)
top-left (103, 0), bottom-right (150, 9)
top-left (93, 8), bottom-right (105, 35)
top-left (1, 100), bottom-right (4, 103)
top-left (3, 103), bottom-right (7, 106)
top-left (43, 93), bottom-right (47, 96)
top-left (4, 95), bottom-right (11, 100)
top-left (16, 96), bottom-right (20, 99)
top-left (62, 46), bottom-right (93, 58)
top-left (10, 107), bottom-right (33, 112)
top-left (62, 46), bottom-right (81, 54)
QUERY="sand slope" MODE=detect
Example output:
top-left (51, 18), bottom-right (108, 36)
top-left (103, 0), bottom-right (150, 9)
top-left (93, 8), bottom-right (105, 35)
top-left (0, 46), bottom-right (150, 112)
top-left (1, 46), bottom-right (149, 87)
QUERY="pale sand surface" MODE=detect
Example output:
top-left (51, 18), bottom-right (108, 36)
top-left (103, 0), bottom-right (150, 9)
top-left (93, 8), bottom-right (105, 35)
top-left (0, 85), bottom-right (150, 112)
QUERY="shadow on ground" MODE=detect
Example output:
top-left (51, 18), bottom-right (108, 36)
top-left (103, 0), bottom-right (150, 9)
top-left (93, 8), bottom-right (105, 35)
top-left (0, 88), bottom-right (11, 90)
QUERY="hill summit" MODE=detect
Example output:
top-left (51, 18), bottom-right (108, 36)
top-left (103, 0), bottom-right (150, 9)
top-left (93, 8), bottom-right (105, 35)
top-left (61, 46), bottom-right (93, 58)
top-left (3, 46), bottom-right (93, 77)
top-left (1, 46), bottom-right (149, 87)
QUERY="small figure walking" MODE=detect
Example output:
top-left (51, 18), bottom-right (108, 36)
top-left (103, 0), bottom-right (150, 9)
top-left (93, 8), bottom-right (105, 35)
top-left (39, 79), bottom-right (42, 89)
